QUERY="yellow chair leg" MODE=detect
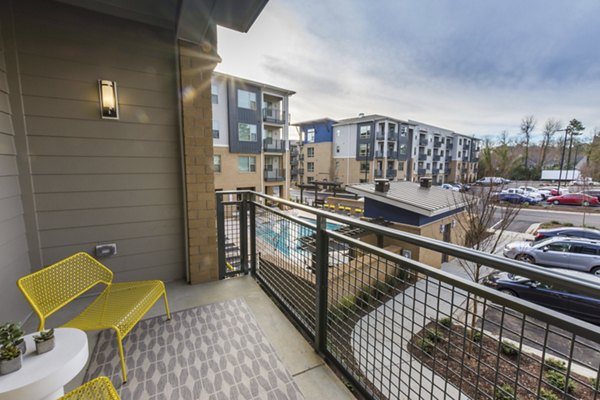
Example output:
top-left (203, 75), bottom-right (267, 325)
top-left (163, 292), bottom-right (171, 320)
top-left (117, 335), bottom-right (127, 383)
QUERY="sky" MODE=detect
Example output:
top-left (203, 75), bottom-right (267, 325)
top-left (215, 0), bottom-right (600, 141)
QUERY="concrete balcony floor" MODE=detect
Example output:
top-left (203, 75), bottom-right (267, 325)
top-left (22, 276), bottom-right (354, 399)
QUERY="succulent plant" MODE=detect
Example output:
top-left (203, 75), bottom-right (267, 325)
top-left (0, 344), bottom-right (21, 361)
top-left (33, 329), bottom-right (54, 343)
top-left (0, 322), bottom-right (24, 347)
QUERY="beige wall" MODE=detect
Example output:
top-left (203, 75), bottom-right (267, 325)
top-left (3, 0), bottom-right (186, 284)
top-left (0, 14), bottom-right (32, 321)
top-left (213, 147), bottom-right (262, 191)
top-left (334, 158), bottom-right (374, 186)
top-left (303, 142), bottom-right (332, 183)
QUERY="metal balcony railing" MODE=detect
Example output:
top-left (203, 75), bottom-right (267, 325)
top-left (418, 153), bottom-right (427, 161)
top-left (263, 138), bottom-right (285, 152)
top-left (290, 168), bottom-right (298, 175)
top-left (374, 170), bottom-right (383, 178)
top-left (375, 150), bottom-right (385, 159)
top-left (387, 151), bottom-right (398, 159)
top-left (387, 132), bottom-right (397, 141)
top-left (386, 169), bottom-right (397, 178)
top-left (433, 154), bottom-right (441, 161)
top-left (376, 132), bottom-right (385, 141)
top-left (298, 168), bottom-right (304, 174)
top-left (299, 154), bottom-right (305, 161)
top-left (263, 108), bottom-right (285, 124)
top-left (291, 159), bottom-right (298, 166)
top-left (417, 168), bottom-right (427, 175)
top-left (216, 191), bottom-right (600, 400)
top-left (419, 137), bottom-right (428, 146)
top-left (263, 168), bottom-right (286, 182)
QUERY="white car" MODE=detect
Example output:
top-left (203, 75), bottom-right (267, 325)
top-left (501, 188), bottom-right (543, 201)
top-left (517, 186), bottom-right (545, 201)
top-left (441, 183), bottom-right (460, 191)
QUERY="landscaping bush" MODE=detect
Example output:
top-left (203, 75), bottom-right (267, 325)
top-left (438, 317), bottom-right (452, 329)
top-left (424, 328), bottom-right (443, 343)
top-left (472, 330), bottom-right (482, 343)
top-left (589, 377), bottom-right (598, 388)
top-left (419, 338), bottom-right (435, 355)
top-left (539, 388), bottom-right (559, 400)
top-left (500, 340), bottom-right (519, 357)
top-left (546, 370), bottom-right (576, 394)
top-left (544, 357), bottom-right (567, 372)
top-left (494, 383), bottom-right (515, 400)
top-left (355, 286), bottom-right (373, 309)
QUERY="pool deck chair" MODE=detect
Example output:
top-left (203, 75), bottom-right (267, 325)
top-left (17, 252), bottom-right (171, 383)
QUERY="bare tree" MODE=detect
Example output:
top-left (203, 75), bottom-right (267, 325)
top-left (451, 186), bottom-right (522, 346)
top-left (520, 115), bottom-right (536, 171)
top-left (538, 118), bottom-right (562, 170)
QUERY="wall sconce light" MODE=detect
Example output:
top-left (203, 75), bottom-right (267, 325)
top-left (98, 80), bottom-right (119, 119)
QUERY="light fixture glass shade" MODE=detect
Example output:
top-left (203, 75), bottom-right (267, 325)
top-left (98, 80), bottom-right (119, 119)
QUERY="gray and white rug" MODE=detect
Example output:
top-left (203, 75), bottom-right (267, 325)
top-left (85, 298), bottom-right (304, 400)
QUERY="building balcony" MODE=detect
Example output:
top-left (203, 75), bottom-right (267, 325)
top-left (387, 132), bottom-right (398, 141)
top-left (291, 159), bottom-right (298, 166)
top-left (291, 149), bottom-right (299, 157)
top-left (417, 168), bottom-right (427, 175)
top-left (374, 169), bottom-right (383, 178)
top-left (418, 153), bottom-right (427, 161)
top-left (264, 168), bottom-right (286, 182)
top-left (419, 137), bottom-right (428, 146)
top-left (387, 151), bottom-right (398, 159)
top-left (386, 169), bottom-right (397, 178)
top-left (298, 168), bottom-right (304, 175)
top-left (432, 168), bottom-right (441, 175)
top-left (376, 131), bottom-right (385, 141)
top-left (263, 138), bottom-right (285, 152)
top-left (433, 139), bottom-right (442, 147)
top-left (433, 154), bottom-right (441, 161)
top-left (299, 154), bottom-right (305, 161)
top-left (262, 108), bottom-right (285, 124)
top-left (375, 150), bottom-right (385, 159)
top-left (290, 168), bottom-right (298, 175)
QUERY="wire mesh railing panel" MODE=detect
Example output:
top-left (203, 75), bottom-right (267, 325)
top-left (221, 200), bottom-right (244, 276)
top-left (253, 204), bottom-right (318, 335)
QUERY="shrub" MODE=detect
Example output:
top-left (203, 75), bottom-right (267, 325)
top-left (500, 340), bottom-right (519, 357)
top-left (384, 273), bottom-right (398, 289)
top-left (472, 330), bottom-right (482, 343)
top-left (438, 317), bottom-right (452, 329)
top-left (546, 370), bottom-right (576, 394)
top-left (589, 377), bottom-right (598, 388)
top-left (494, 383), bottom-right (515, 400)
top-left (539, 388), bottom-right (559, 400)
top-left (373, 280), bottom-right (389, 299)
top-left (424, 328), bottom-right (443, 343)
top-left (419, 338), bottom-right (435, 355)
top-left (564, 222), bottom-right (574, 227)
top-left (338, 295), bottom-right (356, 317)
top-left (544, 357), bottom-right (567, 372)
top-left (356, 286), bottom-right (373, 309)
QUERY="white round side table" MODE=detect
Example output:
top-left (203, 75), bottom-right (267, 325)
top-left (0, 328), bottom-right (88, 400)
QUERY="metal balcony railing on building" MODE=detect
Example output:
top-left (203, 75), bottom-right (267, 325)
top-left (418, 153), bottom-right (427, 161)
top-left (291, 159), bottom-right (298, 166)
top-left (291, 149), bottom-right (299, 156)
top-left (417, 168), bottom-right (427, 175)
top-left (387, 132), bottom-right (397, 141)
top-left (387, 151), bottom-right (398, 159)
top-left (299, 154), bottom-right (305, 161)
top-left (374, 150), bottom-right (385, 159)
top-left (433, 154), bottom-right (441, 162)
top-left (263, 168), bottom-right (286, 182)
top-left (433, 138), bottom-right (442, 147)
top-left (386, 169), bottom-right (397, 178)
top-left (375, 132), bottom-right (385, 141)
top-left (290, 168), bottom-right (298, 175)
top-left (263, 138), bottom-right (285, 152)
top-left (298, 168), bottom-right (304, 175)
top-left (374, 170), bottom-right (383, 178)
top-left (419, 137), bottom-right (428, 146)
top-left (216, 191), bottom-right (600, 400)
top-left (263, 108), bottom-right (285, 124)
top-left (432, 168), bottom-right (440, 175)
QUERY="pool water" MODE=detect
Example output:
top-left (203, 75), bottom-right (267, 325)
top-left (257, 217), bottom-right (342, 256)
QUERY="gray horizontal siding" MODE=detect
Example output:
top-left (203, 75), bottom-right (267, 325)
top-left (12, 0), bottom-right (185, 281)
top-left (0, 19), bottom-right (31, 322)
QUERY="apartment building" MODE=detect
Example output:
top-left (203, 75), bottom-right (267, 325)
top-left (212, 72), bottom-right (295, 198)
top-left (295, 115), bottom-right (481, 187)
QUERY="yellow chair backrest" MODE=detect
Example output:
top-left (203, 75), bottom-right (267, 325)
top-left (17, 252), bottom-right (113, 327)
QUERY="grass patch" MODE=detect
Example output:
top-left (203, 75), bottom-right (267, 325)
top-left (539, 388), bottom-right (559, 400)
top-left (500, 340), bottom-right (519, 357)
top-left (495, 383), bottom-right (516, 400)
top-left (546, 370), bottom-right (576, 394)
top-left (544, 357), bottom-right (567, 372)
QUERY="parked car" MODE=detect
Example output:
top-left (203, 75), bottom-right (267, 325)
top-left (535, 187), bottom-right (553, 198)
top-left (474, 177), bottom-right (506, 186)
top-left (503, 236), bottom-right (600, 275)
top-left (519, 186), bottom-right (547, 199)
top-left (534, 227), bottom-right (600, 241)
top-left (583, 190), bottom-right (600, 201)
top-left (548, 187), bottom-right (569, 196)
top-left (482, 269), bottom-right (600, 325)
top-left (441, 183), bottom-right (460, 191)
top-left (546, 193), bottom-right (599, 206)
top-left (503, 188), bottom-right (543, 201)
top-left (494, 192), bottom-right (540, 205)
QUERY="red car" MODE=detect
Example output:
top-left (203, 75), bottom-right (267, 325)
top-left (546, 193), bottom-right (599, 206)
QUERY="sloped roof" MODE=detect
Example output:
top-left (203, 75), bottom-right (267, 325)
top-left (346, 181), bottom-right (467, 217)
top-left (333, 114), bottom-right (413, 126)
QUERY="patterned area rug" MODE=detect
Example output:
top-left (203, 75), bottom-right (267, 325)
top-left (85, 298), bottom-right (304, 400)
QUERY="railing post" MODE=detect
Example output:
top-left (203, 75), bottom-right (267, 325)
top-left (240, 192), bottom-right (249, 275)
top-left (216, 192), bottom-right (226, 279)
top-left (249, 192), bottom-right (257, 276)
top-left (314, 215), bottom-right (329, 354)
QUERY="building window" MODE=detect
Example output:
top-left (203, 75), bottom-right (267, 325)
top-left (307, 162), bottom-right (315, 172)
top-left (307, 147), bottom-right (315, 158)
top-left (359, 125), bottom-right (371, 139)
top-left (399, 144), bottom-right (407, 155)
top-left (359, 143), bottom-right (370, 157)
top-left (307, 176), bottom-right (315, 183)
top-left (238, 123), bottom-right (257, 142)
top-left (459, 138), bottom-right (463, 145)
top-left (211, 83), bottom-right (218, 104)
top-left (413, 148), bottom-right (416, 156)
top-left (360, 162), bottom-right (369, 172)
top-left (426, 163), bottom-right (430, 169)
top-left (400, 126), bottom-right (407, 136)
top-left (237, 89), bottom-right (257, 110)
top-left (212, 120), bottom-right (219, 139)
top-left (427, 149), bottom-right (431, 156)
top-left (398, 162), bottom-right (404, 171)
top-left (306, 128), bottom-right (315, 143)
top-left (458, 151), bottom-right (462, 158)
top-left (238, 156), bottom-right (256, 172)
top-left (213, 155), bottom-right (221, 172)
top-left (336, 145), bottom-right (340, 153)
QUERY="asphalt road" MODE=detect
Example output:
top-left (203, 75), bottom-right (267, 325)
top-left (498, 207), bottom-right (600, 233)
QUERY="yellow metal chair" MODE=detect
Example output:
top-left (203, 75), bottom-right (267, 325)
top-left (59, 377), bottom-right (120, 400)
top-left (17, 252), bottom-right (171, 383)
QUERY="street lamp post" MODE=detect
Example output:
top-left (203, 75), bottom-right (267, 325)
top-left (557, 128), bottom-right (569, 192)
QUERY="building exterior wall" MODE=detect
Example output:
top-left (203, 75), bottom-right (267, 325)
top-left (0, 16), bottom-right (32, 321)
top-left (303, 142), bottom-right (332, 183)
top-left (1, 0), bottom-right (187, 284)
top-left (213, 147), bottom-right (262, 191)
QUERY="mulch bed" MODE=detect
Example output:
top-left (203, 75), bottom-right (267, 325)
top-left (409, 320), bottom-right (598, 399)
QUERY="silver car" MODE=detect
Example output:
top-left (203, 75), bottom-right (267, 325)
top-left (503, 236), bottom-right (600, 276)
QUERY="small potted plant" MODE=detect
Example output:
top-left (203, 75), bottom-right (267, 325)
top-left (33, 329), bottom-right (55, 354)
top-left (0, 322), bottom-right (25, 355)
top-left (0, 344), bottom-right (22, 375)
